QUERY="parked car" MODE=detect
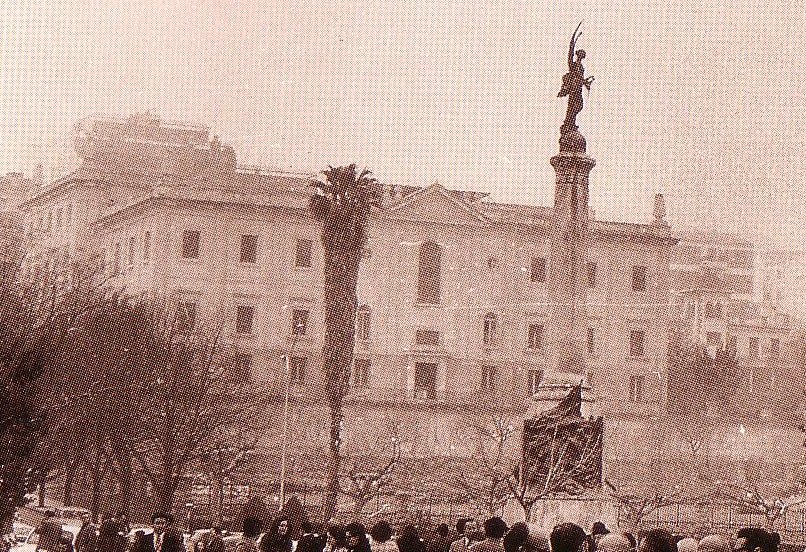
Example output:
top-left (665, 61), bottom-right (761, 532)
top-left (12, 522), bottom-right (81, 552)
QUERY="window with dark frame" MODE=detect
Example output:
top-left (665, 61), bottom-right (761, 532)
top-left (483, 313), bottom-right (498, 347)
top-left (240, 234), bottom-right (258, 264)
top-left (629, 330), bottom-right (645, 357)
top-left (481, 365), bottom-right (497, 392)
top-left (295, 238), bottom-right (313, 268)
top-left (236, 305), bottom-right (255, 334)
top-left (289, 356), bottom-right (306, 385)
top-left (353, 359), bottom-right (370, 387)
top-left (530, 257), bottom-right (547, 283)
top-left (631, 265), bottom-right (647, 292)
top-left (182, 230), bottom-right (201, 259)
top-left (628, 374), bottom-right (644, 402)
top-left (587, 261), bottom-right (597, 288)
top-left (417, 241), bottom-right (442, 304)
top-left (415, 329), bottom-right (440, 346)
top-left (527, 369), bottom-right (543, 395)
top-left (527, 324), bottom-right (544, 350)
top-left (291, 309), bottom-right (309, 336)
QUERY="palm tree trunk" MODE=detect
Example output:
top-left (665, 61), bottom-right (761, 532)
top-left (320, 247), bottom-right (360, 521)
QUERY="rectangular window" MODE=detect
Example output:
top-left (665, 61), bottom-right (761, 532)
top-left (629, 330), bottom-right (645, 357)
top-left (353, 359), bottom-right (370, 387)
top-left (295, 238), bottom-right (313, 268)
top-left (182, 230), bottom-right (201, 259)
top-left (629, 375), bottom-right (645, 402)
top-left (587, 261), bottom-right (597, 288)
top-left (527, 369), bottom-right (543, 395)
top-left (749, 337), bottom-right (759, 359)
top-left (530, 257), bottom-right (547, 283)
top-left (128, 236), bottom-right (135, 266)
top-left (770, 338), bottom-right (780, 359)
top-left (291, 309), bottom-right (309, 336)
top-left (415, 329), bottom-right (440, 346)
top-left (527, 324), bottom-right (544, 350)
top-left (631, 266), bottom-right (648, 292)
top-left (414, 362), bottom-right (438, 399)
top-left (143, 231), bottom-right (151, 260)
top-left (481, 365), bottom-right (497, 392)
top-left (706, 331), bottom-right (722, 346)
top-left (289, 357), bottom-right (306, 385)
top-left (483, 315), bottom-right (498, 347)
top-left (231, 353), bottom-right (252, 382)
top-left (417, 242), bottom-right (442, 304)
top-left (356, 309), bottom-right (371, 341)
top-left (176, 301), bottom-right (197, 333)
top-left (236, 305), bottom-right (255, 334)
top-left (587, 328), bottom-right (596, 355)
top-left (240, 234), bottom-right (258, 264)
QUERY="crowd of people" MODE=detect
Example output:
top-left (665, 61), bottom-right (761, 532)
top-left (24, 509), bottom-right (789, 552)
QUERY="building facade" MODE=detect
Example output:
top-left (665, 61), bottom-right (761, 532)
top-left (17, 114), bottom-right (675, 461)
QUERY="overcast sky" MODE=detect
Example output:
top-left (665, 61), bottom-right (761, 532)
top-left (1, 0), bottom-right (805, 248)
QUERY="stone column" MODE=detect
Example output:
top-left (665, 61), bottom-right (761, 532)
top-left (529, 128), bottom-right (597, 417)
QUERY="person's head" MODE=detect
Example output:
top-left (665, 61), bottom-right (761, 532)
top-left (151, 513), bottom-right (170, 534)
top-left (345, 523), bottom-right (367, 549)
top-left (457, 519), bottom-right (477, 538)
top-left (211, 527), bottom-right (222, 536)
top-left (638, 529), bottom-right (675, 552)
top-left (243, 517), bottom-right (262, 539)
top-left (397, 525), bottom-right (421, 549)
top-left (592, 524), bottom-right (610, 538)
top-left (483, 518), bottom-right (508, 541)
top-left (698, 536), bottom-right (729, 552)
top-left (597, 534), bottom-right (633, 552)
top-left (576, 49), bottom-right (586, 60)
top-left (301, 522), bottom-right (313, 535)
top-left (328, 525), bottom-right (347, 550)
top-left (551, 524), bottom-right (587, 552)
top-left (504, 522), bottom-right (530, 552)
top-left (678, 538), bottom-right (698, 552)
top-left (370, 521), bottom-right (393, 544)
top-left (735, 528), bottom-right (775, 552)
top-left (435, 524), bottom-right (449, 538)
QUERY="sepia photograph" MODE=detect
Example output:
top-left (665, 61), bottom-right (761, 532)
top-left (1, 2), bottom-right (805, 552)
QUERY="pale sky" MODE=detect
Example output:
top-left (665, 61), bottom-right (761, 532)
top-left (1, 0), bottom-right (805, 248)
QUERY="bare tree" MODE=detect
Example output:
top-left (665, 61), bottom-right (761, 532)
top-left (339, 426), bottom-right (402, 518)
top-left (604, 479), bottom-right (684, 532)
top-left (716, 480), bottom-right (806, 530)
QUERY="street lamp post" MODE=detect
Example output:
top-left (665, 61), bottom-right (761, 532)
top-left (279, 324), bottom-right (302, 508)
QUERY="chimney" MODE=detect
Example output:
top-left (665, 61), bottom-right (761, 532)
top-left (653, 193), bottom-right (667, 226)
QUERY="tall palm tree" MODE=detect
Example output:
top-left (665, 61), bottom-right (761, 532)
top-left (309, 164), bottom-right (380, 519)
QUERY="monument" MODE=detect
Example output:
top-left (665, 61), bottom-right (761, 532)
top-left (528, 22), bottom-right (598, 417)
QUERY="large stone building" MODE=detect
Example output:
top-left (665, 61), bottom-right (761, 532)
top-left (16, 114), bottom-right (675, 462)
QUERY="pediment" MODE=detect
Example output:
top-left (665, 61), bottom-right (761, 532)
top-left (383, 183), bottom-right (490, 226)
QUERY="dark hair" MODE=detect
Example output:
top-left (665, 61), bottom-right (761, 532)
top-left (436, 524), bottom-right (449, 538)
top-left (328, 525), bottom-right (347, 549)
top-left (370, 521), bottom-right (393, 544)
top-left (592, 523), bottom-right (609, 537)
top-left (550, 523), bottom-right (587, 552)
top-left (345, 523), bottom-right (367, 537)
top-left (345, 523), bottom-right (370, 552)
top-left (624, 533), bottom-right (637, 551)
top-left (397, 525), bottom-right (425, 552)
top-left (243, 517), bottom-right (263, 539)
top-left (456, 519), bottom-right (473, 535)
top-left (736, 528), bottom-right (776, 552)
top-left (301, 522), bottom-right (313, 534)
top-left (151, 512), bottom-right (170, 523)
top-left (484, 518), bottom-right (508, 540)
top-left (504, 522), bottom-right (530, 552)
top-left (638, 529), bottom-right (675, 552)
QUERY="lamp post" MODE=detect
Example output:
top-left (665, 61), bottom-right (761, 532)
top-left (279, 322), bottom-right (303, 508)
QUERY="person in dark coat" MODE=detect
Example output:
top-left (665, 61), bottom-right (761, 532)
top-left (97, 513), bottom-right (127, 552)
top-left (259, 517), bottom-right (292, 552)
top-left (136, 513), bottom-right (183, 552)
top-left (36, 511), bottom-right (63, 552)
top-left (428, 526), bottom-right (451, 552)
top-left (397, 526), bottom-right (426, 552)
top-left (75, 513), bottom-right (99, 552)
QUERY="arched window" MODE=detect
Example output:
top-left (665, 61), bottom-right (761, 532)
top-left (483, 312), bottom-right (498, 347)
top-left (417, 241), bottom-right (441, 304)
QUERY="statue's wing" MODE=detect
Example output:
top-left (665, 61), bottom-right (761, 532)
top-left (568, 21), bottom-right (583, 66)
